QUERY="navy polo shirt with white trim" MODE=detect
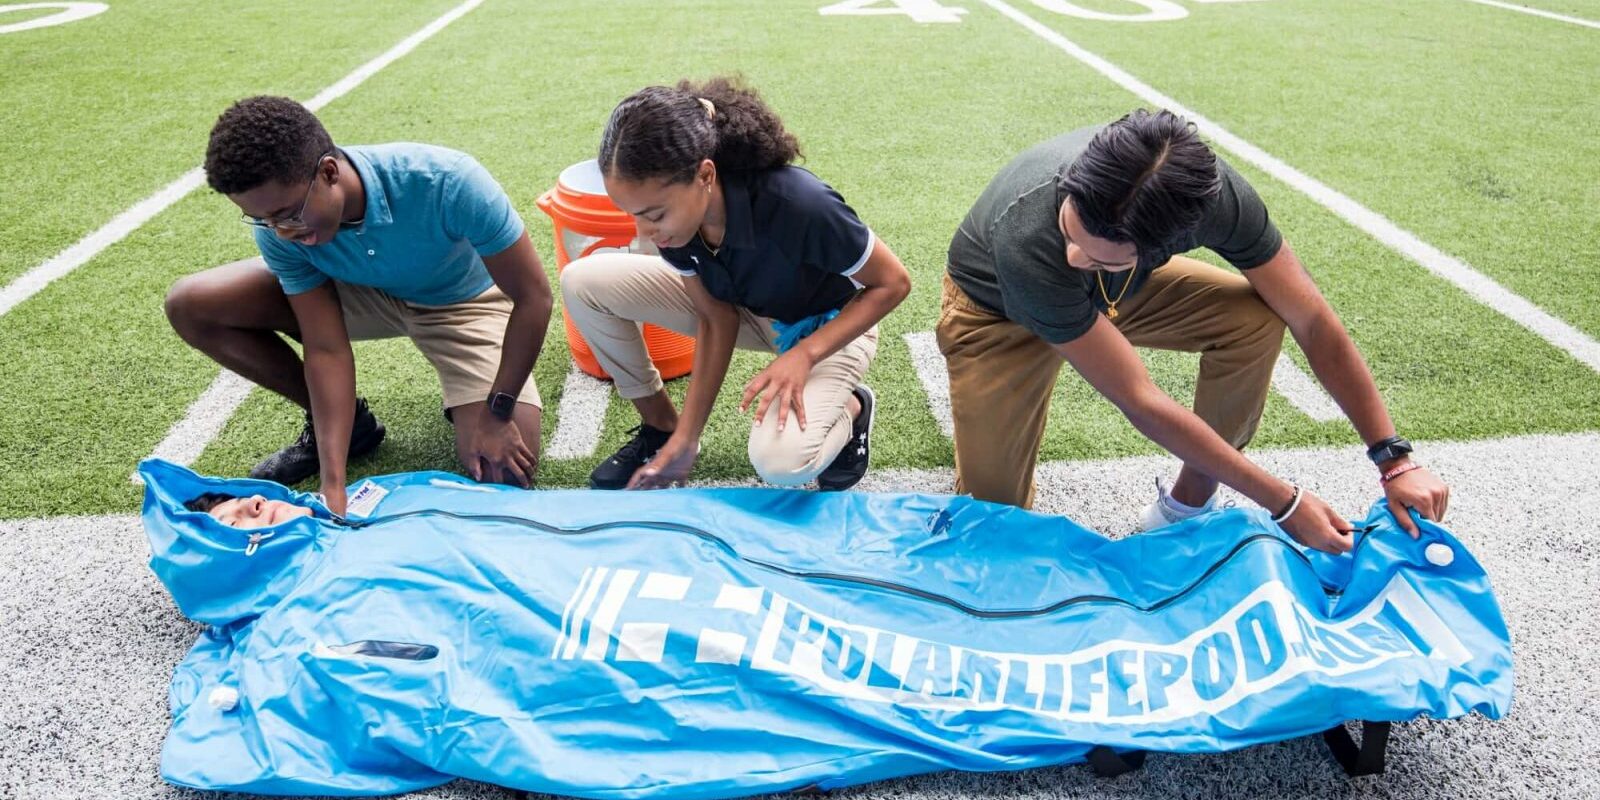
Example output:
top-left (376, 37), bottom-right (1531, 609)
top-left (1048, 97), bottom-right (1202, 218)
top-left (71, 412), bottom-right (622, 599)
top-left (658, 166), bottom-right (874, 324)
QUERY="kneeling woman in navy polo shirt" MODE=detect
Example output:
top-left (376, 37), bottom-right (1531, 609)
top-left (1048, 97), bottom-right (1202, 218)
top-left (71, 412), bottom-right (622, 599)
top-left (563, 77), bottom-right (912, 491)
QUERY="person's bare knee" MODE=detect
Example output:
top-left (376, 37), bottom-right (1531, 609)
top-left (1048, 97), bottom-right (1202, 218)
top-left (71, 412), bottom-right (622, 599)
top-left (166, 259), bottom-right (297, 342)
top-left (164, 273), bottom-right (214, 339)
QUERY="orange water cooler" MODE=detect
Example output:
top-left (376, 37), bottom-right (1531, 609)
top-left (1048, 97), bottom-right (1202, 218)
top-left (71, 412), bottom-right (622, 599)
top-left (536, 159), bottom-right (695, 380)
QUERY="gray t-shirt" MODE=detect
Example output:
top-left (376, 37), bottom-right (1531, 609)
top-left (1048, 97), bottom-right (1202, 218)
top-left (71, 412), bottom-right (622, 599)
top-left (947, 127), bottom-right (1283, 344)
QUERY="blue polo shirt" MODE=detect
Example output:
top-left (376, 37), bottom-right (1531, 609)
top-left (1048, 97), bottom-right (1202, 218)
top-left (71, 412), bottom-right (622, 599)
top-left (255, 143), bottom-right (525, 306)
top-left (658, 166), bottom-right (874, 324)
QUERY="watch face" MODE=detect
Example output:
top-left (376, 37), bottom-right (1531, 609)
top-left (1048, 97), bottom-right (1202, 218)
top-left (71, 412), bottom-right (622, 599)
top-left (490, 393), bottom-right (515, 419)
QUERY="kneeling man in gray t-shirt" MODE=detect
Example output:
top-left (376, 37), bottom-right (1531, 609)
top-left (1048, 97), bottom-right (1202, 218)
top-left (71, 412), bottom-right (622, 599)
top-left (941, 109), bottom-right (1449, 554)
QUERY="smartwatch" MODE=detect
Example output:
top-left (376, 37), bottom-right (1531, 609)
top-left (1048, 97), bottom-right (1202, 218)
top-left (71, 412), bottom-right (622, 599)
top-left (488, 391), bottom-right (517, 422)
top-left (1366, 435), bottom-right (1413, 466)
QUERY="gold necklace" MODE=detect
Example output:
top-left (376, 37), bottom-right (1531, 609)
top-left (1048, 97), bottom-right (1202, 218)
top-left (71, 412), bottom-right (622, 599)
top-left (1096, 269), bottom-right (1134, 319)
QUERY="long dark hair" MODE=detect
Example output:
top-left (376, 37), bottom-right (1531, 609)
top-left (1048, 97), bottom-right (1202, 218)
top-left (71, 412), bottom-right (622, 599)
top-left (1059, 108), bottom-right (1220, 256)
top-left (598, 76), bottom-right (801, 184)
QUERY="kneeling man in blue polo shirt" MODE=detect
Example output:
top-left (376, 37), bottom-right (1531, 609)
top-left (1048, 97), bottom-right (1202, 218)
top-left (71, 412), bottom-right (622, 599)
top-left (166, 96), bottom-right (551, 515)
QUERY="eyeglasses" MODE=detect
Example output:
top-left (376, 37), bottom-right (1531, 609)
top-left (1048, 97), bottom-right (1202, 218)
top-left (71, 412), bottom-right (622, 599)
top-left (240, 151), bottom-right (333, 230)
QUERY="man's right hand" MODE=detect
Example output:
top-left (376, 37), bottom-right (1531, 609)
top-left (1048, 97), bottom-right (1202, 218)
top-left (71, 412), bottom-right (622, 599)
top-left (320, 482), bottom-right (348, 517)
top-left (1277, 489), bottom-right (1355, 554)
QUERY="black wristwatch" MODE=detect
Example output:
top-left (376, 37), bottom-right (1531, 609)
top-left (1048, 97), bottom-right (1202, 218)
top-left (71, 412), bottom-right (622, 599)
top-left (1366, 435), bottom-right (1413, 466)
top-left (488, 391), bottom-right (517, 422)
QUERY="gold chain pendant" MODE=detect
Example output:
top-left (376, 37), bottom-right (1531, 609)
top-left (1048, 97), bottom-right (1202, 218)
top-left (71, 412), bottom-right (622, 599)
top-left (1107, 306), bottom-right (1119, 319)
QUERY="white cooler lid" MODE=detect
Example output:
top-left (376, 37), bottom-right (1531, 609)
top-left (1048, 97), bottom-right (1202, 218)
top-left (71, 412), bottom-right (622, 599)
top-left (557, 159), bottom-right (607, 197)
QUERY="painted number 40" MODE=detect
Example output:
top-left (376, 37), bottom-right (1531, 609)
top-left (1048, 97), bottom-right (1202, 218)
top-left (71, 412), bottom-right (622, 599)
top-left (820, 0), bottom-right (1265, 24)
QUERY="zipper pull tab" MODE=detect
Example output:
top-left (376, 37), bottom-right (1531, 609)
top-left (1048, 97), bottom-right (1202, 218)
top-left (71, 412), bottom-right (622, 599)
top-left (245, 532), bottom-right (264, 557)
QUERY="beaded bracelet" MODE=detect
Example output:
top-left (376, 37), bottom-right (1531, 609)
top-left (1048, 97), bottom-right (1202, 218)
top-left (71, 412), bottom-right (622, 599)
top-left (1271, 484), bottom-right (1304, 524)
top-left (1381, 461), bottom-right (1422, 484)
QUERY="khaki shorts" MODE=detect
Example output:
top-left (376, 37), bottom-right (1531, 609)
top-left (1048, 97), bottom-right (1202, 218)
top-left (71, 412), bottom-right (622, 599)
top-left (332, 281), bottom-right (542, 411)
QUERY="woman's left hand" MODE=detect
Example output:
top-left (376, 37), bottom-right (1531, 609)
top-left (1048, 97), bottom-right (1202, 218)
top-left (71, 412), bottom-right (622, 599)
top-left (742, 349), bottom-right (815, 431)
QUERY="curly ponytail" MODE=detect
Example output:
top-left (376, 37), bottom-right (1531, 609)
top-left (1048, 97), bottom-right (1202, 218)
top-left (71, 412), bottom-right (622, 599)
top-left (598, 76), bottom-right (801, 184)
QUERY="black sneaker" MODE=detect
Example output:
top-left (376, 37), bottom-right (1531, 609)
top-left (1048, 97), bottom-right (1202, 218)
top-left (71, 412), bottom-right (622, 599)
top-left (817, 385), bottom-right (875, 492)
top-left (589, 424), bottom-right (673, 489)
top-left (248, 398), bottom-right (387, 485)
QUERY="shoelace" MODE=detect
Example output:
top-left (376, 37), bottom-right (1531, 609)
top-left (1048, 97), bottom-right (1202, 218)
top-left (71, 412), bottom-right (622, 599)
top-left (291, 415), bottom-right (317, 448)
top-left (291, 401), bottom-right (373, 449)
top-left (613, 425), bottom-right (662, 463)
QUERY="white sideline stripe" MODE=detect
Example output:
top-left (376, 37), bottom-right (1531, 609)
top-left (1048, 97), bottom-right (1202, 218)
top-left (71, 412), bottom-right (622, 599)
top-left (1271, 353), bottom-right (1342, 423)
top-left (0, 169), bottom-right (205, 317)
top-left (130, 370), bottom-right (255, 485)
top-left (1461, 0), bottom-right (1600, 29)
top-left (978, 0), bottom-right (1600, 376)
top-left (300, 0), bottom-right (485, 113)
top-left (0, 0), bottom-right (486, 320)
top-left (546, 366), bottom-right (613, 460)
top-left (902, 332), bottom-right (955, 438)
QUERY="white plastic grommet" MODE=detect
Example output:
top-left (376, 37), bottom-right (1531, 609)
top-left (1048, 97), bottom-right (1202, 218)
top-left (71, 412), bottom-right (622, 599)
top-left (207, 686), bottom-right (240, 712)
top-left (1424, 542), bottom-right (1455, 567)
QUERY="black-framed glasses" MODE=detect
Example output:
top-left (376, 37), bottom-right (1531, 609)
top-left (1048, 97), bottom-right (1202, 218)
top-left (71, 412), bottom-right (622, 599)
top-left (240, 150), bottom-right (333, 230)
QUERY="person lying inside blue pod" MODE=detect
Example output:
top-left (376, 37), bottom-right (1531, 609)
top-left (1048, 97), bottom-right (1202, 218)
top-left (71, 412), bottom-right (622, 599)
top-left (140, 458), bottom-right (1512, 799)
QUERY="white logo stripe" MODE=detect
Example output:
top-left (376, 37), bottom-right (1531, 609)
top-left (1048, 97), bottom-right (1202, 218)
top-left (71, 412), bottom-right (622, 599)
top-left (561, 566), bottom-right (609, 660)
top-left (582, 569), bottom-right (640, 661)
top-left (551, 567), bottom-right (596, 659)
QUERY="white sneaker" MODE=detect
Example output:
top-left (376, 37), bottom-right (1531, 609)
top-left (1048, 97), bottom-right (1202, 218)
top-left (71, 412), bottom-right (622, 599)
top-left (1136, 478), bottom-right (1217, 532)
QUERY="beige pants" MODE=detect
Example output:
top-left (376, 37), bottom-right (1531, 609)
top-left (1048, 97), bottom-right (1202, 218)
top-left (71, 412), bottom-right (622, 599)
top-left (938, 256), bottom-right (1287, 509)
top-left (331, 279), bottom-right (541, 411)
top-left (561, 252), bottom-right (877, 486)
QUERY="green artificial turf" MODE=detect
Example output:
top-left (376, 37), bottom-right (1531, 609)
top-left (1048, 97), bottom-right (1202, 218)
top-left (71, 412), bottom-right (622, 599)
top-left (1, 0), bottom-right (1595, 519)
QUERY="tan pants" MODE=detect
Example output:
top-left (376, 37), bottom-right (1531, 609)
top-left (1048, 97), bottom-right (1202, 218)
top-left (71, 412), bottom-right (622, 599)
top-left (331, 279), bottom-right (541, 411)
top-left (561, 252), bottom-right (878, 486)
top-left (938, 256), bottom-right (1286, 509)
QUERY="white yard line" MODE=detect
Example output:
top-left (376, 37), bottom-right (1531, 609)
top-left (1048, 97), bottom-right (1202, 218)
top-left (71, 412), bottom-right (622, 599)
top-left (902, 332), bottom-right (955, 438)
top-left (0, 169), bottom-right (205, 317)
top-left (130, 370), bottom-right (254, 485)
top-left (0, 0), bottom-right (487, 319)
top-left (977, 0), bottom-right (1600, 375)
top-left (1461, 0), bottom-right (1600, 29)
top-left (546, 366), bottom-right (613, 460)
top-left (1270, 353), bottom-right (1342, 423)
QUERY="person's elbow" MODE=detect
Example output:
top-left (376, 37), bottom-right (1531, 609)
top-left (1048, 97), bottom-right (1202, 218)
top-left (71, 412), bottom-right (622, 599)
top-left (861, 254), bottom-right (912, 309)
top-left (702, 301), bottom-right (740, 338)
top-left (878, 268), bottom-right (912, 308)
top-left (512, 279), bottom-right (554, 321)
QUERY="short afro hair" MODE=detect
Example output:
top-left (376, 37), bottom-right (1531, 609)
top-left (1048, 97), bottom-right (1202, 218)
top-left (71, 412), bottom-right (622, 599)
top-left (204, 96), bottom-right (334, 195)
top-left (1059, 108), bottom-right (1221, 259)
top-left (183, 492), bottom-right (236, 514)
